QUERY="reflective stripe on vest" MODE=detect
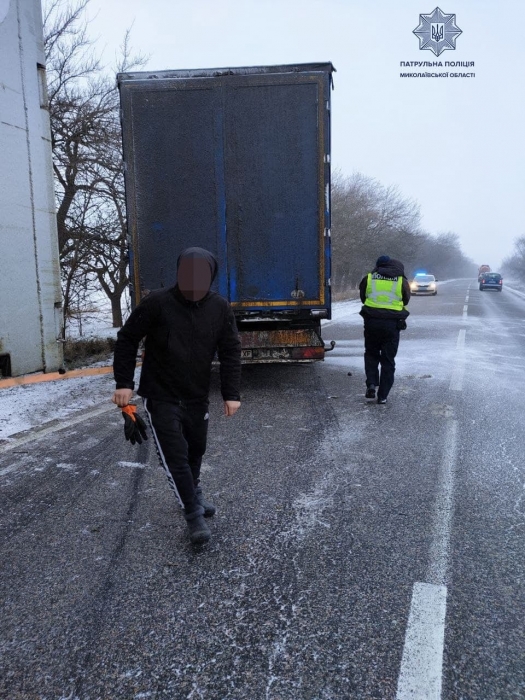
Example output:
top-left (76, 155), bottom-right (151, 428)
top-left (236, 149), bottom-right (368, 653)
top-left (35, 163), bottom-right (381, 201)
top-left (364, 273), bottom-right (404, 311)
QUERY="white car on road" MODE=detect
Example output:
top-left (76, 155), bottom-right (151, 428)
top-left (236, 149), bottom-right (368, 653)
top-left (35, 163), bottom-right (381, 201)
top-left (410, 273), bottom-right (437, 296)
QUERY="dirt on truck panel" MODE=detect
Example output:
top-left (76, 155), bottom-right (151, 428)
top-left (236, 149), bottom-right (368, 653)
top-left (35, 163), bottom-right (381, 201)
top-left (118, 63), bottom-right (335, 361)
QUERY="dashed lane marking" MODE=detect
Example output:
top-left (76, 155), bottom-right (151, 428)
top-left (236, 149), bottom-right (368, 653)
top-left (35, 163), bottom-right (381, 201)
top-left (396, 420), bottom-right (458, 699)
top-left (396, 583), bottom-right (447, 700)
top-left (449, 329), bottom-right (466, 391)
top-left (427, 419), bottom-right (458, 584)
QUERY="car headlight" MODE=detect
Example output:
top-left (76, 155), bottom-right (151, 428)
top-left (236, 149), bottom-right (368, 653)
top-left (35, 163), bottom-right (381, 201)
top-left (428, 283), bottom-right (435, 289)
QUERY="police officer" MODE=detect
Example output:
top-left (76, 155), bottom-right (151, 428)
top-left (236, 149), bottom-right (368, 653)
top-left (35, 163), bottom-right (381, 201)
top-left (359, 255), bottom-right (410, 404)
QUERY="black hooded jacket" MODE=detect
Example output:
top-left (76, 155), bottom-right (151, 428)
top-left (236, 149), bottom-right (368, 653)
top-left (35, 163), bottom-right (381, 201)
top-left (113, 248), bottom-right (241, 404)
top-left (359, 258), bottom-right (411, 320)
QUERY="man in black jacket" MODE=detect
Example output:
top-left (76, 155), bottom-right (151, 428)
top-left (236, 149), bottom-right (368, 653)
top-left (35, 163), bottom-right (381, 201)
top-left (112, 247), bottom-right (241, 544)
top-left (359, 255), bottom-right (410, 404)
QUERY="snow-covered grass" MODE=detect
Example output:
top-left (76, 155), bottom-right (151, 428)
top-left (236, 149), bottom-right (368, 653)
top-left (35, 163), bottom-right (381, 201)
top-left (321, 298), bottom-right (362, 327)
top-left (65, 308), bottom-right (120, 341)
top-left (64, 288), bottom-right (129, 340)
top-left (63, 337), bottom-right (116, 370)
top-left (0, 285), bottom-right (470, 440)
top-left (0, 373), bottom-right (116, 440)
top-left (1, 301), bottom-right (127, 440)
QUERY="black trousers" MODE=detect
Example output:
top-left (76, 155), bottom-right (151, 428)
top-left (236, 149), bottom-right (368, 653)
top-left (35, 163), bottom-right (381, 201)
top-left (143, 398), bottom-right (209, 519)
top-left (363, 318), bottom-right (401, 400)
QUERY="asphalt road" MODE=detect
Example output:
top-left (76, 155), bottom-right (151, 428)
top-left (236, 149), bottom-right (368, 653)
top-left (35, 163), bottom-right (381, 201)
top-left (1, 279), bottom-right (524, 699)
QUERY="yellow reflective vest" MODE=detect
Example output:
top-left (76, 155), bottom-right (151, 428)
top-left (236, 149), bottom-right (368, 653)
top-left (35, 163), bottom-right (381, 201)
top-left (364, 273), bottom-right (404, 311)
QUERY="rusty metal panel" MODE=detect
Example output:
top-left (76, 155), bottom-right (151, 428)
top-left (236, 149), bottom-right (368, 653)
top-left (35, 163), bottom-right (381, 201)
top-left (239, 328), bottom-right (322, 348)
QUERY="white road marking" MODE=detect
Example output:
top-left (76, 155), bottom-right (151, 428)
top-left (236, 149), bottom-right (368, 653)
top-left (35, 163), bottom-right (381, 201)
top-left (427, 419), bottom-right (458, 584)
top-left (0, 404), bottom-right (116, 457)
top-left (449, 330), bottom-right (466, 391)
top-left (396, 582), bottom-right (447, 700)
top-left (397, 420), bottom-right (458, 698)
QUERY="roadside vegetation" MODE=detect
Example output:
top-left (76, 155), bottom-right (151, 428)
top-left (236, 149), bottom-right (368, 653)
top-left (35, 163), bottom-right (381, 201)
top-left (44, 0), bottom-right (146, 337)
top-left (44, 1), bottom-right (477, 326)
top-left (501, 237), bottom-right (525, 281)
top-left (62, 337), bottom-right (116, 370)
top-left (331, 171), bottom-right (477, 296)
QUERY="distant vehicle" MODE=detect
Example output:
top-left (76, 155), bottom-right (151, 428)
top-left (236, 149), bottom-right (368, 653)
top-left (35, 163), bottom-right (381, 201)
top-left (410, 273), bottom-right (437, 296)
top-left (479, 272), bottom-right (503, 292)
top-left (478, 264), bottom-right (491, 282)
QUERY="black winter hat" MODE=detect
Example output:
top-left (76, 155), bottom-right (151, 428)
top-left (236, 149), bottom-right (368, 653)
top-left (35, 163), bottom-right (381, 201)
top-left (376, 255), bottom-right (391, 266)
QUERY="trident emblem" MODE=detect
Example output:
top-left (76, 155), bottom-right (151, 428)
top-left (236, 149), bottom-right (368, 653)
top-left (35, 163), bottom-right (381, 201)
top-left (431, 23), bottom-right (444, 41)
top-left (414, 9), bottom-right (462, 56)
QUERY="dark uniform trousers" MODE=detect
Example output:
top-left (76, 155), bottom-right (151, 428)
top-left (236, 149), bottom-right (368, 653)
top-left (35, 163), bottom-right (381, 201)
top-left (363, 317), bottom-right (400, 400)
top-left (143, 398), bottom-right (209, 519)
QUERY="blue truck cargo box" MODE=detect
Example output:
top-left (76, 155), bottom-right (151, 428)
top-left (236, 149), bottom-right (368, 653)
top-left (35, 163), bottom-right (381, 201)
top-left (118, 63), bottom-right (335, 361)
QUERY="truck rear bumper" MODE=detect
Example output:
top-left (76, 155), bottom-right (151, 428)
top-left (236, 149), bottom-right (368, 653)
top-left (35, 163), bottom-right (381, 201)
top-left (239, 327), bottom-right (326, 363)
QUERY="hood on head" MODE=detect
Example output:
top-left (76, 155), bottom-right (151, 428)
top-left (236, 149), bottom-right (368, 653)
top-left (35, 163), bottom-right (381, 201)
top-left (176, 247), bottom-right (218, 302)
top-left (373, 257), bottom-right (405, 278)
top-left (176, 247), bottom-right (218, 280)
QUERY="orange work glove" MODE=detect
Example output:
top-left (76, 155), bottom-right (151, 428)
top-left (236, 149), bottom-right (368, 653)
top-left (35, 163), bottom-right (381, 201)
top-left (121, 404), bottom-right (148, 445)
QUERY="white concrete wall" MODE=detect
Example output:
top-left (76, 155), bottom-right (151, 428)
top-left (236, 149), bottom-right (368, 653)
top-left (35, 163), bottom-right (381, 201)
top-left (0, 0), bottom-right (63, 376)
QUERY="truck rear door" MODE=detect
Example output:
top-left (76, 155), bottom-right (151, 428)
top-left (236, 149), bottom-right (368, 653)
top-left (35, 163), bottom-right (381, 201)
top-left (118, 63), bottom-right (333, 313)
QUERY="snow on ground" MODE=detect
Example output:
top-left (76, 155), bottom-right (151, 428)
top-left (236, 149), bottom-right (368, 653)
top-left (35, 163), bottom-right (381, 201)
top-left (65, 289), bottom-right (129, 340)
top-left (0, 366), bottom-right (142, 441)
top-left (321, 298), bottom-right (362, 326)
top-left (0, 292), bottom-right (436, 439)
top-left (0, 299), bottom-right (133, 441)
top-left (0, 295), bottom-right (339, 440)
top-left (66, 309), bottom-right (120, 341)
top-left (0, 280), bottom-right (513, 440)
top-left (0, 372), bottom-right (116, 440)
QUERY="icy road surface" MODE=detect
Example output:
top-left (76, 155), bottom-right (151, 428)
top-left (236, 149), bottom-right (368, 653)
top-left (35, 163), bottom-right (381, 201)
top-left (1, 279), bottom-right (524, 699)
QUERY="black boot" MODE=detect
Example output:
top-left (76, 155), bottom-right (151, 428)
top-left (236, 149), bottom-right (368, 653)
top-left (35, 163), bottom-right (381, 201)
top-left (186, 515), bottom-right (211, 544)
top-left (195, 487), bottom-right (216, 517)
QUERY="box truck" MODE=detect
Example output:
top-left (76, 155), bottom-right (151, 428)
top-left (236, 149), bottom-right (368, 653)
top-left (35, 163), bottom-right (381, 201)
top-left (117, 62), bottom-right (335, 362)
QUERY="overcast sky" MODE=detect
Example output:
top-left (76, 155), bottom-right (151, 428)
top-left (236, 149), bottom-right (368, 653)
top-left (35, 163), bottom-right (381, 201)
top-left (85, 0), bottom-right (525, 269)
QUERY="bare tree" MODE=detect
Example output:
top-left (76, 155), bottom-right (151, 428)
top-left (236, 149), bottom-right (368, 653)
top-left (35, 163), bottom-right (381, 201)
top-left (413, 232), bottom-right (477, 280)
top-left (331, 170), bottom-right (476, 295)
top-left (43, 1), bottom-right (146, 332)
top-left (502, 236), bottom-right (525, 281)
top-left (331, 171), bottom-right (424, 293)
